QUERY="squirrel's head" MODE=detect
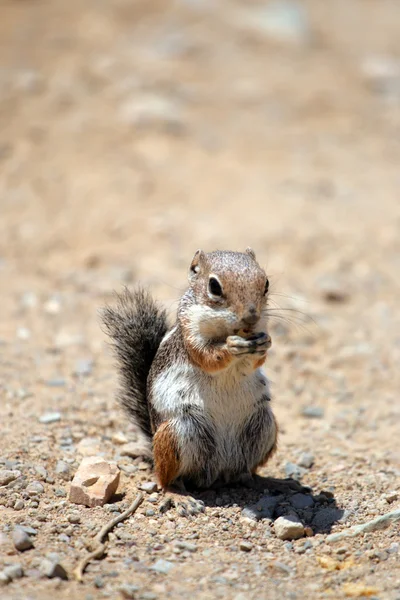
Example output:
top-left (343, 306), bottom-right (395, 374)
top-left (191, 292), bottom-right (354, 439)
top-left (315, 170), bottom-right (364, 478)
top-left (183, 248), bottom-right (269, 341)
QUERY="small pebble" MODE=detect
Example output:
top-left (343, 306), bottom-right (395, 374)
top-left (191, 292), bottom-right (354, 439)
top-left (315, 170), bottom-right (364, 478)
top-left (40, 555), bottom-right (68, 580)
top-left (112, 432), bottom-right (128, 445)
top-left (301, 406), bottom-right (324, 419)
top-left (239, 540), bottom-right (253, 552)
top-left (35, 465), bottom-right (48, 480)
top-left (14, 499), bottom-right (25, 511)
top-left (94, 576), bottom-right (104, 588)
top-left (39, 412), bottom-right (61, 424)
top-left (140, 481), bottom-right (158, 494)
top-left (297, 452), bottom-right (315, 469)
top-left (12, 527), bottom-right (34, 552)
top-left (67, 512), bottom-right (81, 524)
top-left (44, 378), bottom-right (66, 388)
top-left (3, 564), bottom-right (24, 580)
top-left (74, 358), bottom-right (93, 377)
top-left (285, 462), bottom-right (307, 480)
top-left (0, 572), bottom-right (9, 586)
top-left (274, 515), bottom-right (305, 540)
top-left (150, 559), bottom-right (174, 574)
top-left (119, 583), bottom-right (140, 599)
top-left (0, 469), bottom-right (21, 486)
top-left (26, 481), bottom-right (44, 496)
top-left (55, 461), bottom-right (71, 481)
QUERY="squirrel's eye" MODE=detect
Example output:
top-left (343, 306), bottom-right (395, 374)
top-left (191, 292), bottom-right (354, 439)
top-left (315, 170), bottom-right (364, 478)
top-left (209, 277), bottom-right (223, 297)
top-left (264, 279), bottom-right (269, 295)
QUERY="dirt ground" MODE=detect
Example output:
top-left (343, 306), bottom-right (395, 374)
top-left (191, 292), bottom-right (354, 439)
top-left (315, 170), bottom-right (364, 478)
top-left (1, 0), bottom-right (400, 598)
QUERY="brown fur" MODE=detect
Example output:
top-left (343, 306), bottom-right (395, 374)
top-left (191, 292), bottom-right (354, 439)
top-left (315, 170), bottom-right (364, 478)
top-left (253, 354), bottom-right (267, 369)
top-left (185, 340), bottom-right (234, 373)
top-left (153, 422), bottom-right (181, 488)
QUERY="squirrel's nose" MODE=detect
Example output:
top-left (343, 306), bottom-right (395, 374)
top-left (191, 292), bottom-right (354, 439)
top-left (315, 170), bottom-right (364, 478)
top-left (242, 306), bottom-right (259, 326)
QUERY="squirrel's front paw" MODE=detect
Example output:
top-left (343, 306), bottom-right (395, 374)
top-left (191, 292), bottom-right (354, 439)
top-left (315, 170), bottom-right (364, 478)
top-left (159, 493), bottom-right (205, 517)
top-left (227, 332), bottom-right (271, 355)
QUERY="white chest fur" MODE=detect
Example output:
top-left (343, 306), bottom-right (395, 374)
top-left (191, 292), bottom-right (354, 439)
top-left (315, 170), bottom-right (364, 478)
top-left (151, 359), bottom-right (270, 429)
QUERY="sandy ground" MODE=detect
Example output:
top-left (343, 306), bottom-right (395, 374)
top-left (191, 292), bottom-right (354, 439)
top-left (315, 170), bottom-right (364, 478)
top-left (1, 0), bottom-right (400, 598)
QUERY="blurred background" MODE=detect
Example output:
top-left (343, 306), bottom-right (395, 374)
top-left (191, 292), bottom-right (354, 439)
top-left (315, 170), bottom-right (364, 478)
top-left (1, 0), bottom-right (400, 452)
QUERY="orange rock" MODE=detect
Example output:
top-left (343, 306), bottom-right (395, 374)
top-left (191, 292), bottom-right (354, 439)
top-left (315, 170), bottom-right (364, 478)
top-left (69, 456), bottom-right (120, 507)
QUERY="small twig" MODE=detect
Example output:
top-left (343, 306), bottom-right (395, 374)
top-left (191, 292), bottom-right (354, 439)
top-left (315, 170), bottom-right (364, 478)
top-left (74, 492), bottom-right (144, 582)
top-left (327, 508), bottom-right (400, 544)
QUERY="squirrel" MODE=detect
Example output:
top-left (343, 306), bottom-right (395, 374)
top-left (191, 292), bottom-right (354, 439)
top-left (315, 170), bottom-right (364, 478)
top-left (102, 248), bottom-right (278, 514)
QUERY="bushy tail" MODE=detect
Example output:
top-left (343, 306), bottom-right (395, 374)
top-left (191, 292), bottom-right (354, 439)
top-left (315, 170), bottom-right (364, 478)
top-left (101, 288), bottom-right (168, 440)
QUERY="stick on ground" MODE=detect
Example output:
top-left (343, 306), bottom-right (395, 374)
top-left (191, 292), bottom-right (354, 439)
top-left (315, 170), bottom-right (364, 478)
top-left (74, 492), bottom-right (144, 582)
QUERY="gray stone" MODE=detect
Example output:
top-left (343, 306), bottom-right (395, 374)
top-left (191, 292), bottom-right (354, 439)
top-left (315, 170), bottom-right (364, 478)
top-left (150, 559), bottom-right (174, 574)
top-left (14, 499), bottom-right (25, 511)
top-left (44, 378), bottom-right (65, 387)
top-left (12, 527), bottom-right (34, 551)
top-left (139, 481), bottom-right (158, 494)
top-left (39, 412), bottom-right (61, 424)
top-left (290, 493), bottom-right (314, 510)
top-left (35, 465), bottom-right (48, 480)
top-left (174, 540), bottom-right (198, 552)
top-left (67, 512), bottom-right (81, 524)
top-left (312, 508), bottom-right (344, 532)
top-left (0, 572), bottom-right (10, 586)
top-left (74, 358), bottom-right (93, 377)
top-left (119, 94), bottom-right (185, 134)
top-left (298, 452), bottom-right (315, 469)
top-left (55, 460), bottom-right (71, 480)
top-left (239, 0), bottom-right (310, 45)
top-left (242, 494), bottom-right (284, 521)
top-left (274, 515), bottom-right (304, 540)
top-left (301, 406), bottom-right (324, 419)
top-left (119, 583), bottom-right (140, 599)
top-left (19, 525), bottom-right (37, 536)
top-left (3, 564), bottom-right (24, 580)
top-left (0, 469), bottom-right (21, 486)
top-left (285, 462), bottom-right (307, 480)
top-left (26, 481), bottom-right (44, 496)
top-left (40, 556), bottom-right (68, 579)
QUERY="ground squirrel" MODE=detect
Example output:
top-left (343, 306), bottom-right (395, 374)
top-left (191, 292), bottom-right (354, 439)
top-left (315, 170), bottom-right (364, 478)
top-left (102, 249), bottom-right (278, 514)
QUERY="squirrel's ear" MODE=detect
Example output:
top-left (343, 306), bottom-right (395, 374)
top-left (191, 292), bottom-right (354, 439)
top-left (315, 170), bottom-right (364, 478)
top-left (189, 249), bottom-right (206, 281)
top-left (245, 247), bottom-right (256, 260)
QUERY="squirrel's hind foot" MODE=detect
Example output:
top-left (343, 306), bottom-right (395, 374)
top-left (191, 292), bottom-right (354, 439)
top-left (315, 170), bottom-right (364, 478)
top-left (159, 482), bottom-right (205, 517)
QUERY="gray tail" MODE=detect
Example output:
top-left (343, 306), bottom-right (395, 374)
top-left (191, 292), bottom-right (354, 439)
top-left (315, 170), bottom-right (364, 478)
top-left (101, 287), bottom-right (168, 440)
